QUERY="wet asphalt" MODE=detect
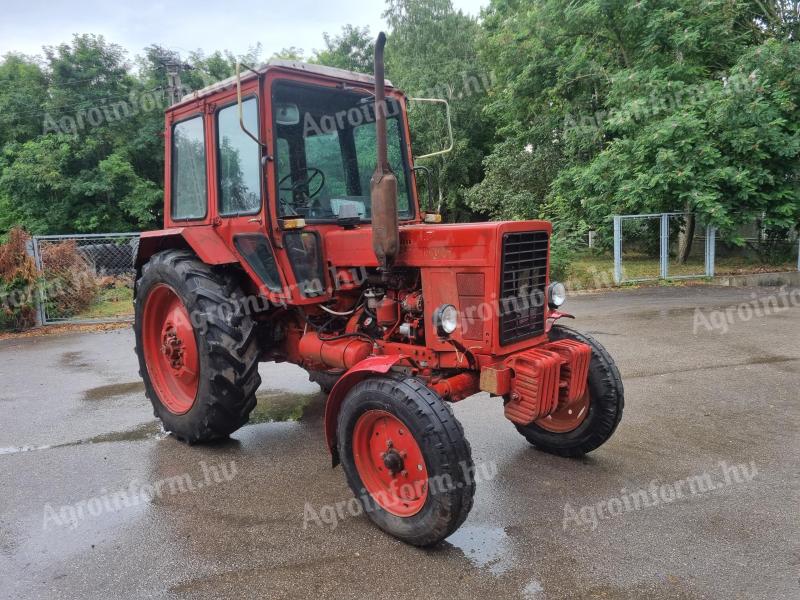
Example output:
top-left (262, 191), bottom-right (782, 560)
top-left (0, 285), bottom-right (798, 600)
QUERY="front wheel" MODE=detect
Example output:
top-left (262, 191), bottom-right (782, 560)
top-left (514, 325), bottom-right (624, 457)
top-left (337, 376), bottom-right (474, 546)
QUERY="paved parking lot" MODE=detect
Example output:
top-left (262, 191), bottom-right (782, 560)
top-left (0, 285), bottom-right (797, 599)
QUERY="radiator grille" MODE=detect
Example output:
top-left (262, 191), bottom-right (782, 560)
top-left (499, 231), bottom-right (548, 345)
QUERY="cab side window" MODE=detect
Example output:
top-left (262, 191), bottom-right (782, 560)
top-left (171, 116), bottom-right (207, 220)
top-left (217, 98), bottom-right (261, 215)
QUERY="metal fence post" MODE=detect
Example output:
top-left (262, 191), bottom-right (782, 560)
top-left (613, 216), bottom-right (622, 285)
top-left (797, 237), bottom-right (799, 272)
top-left (660, 213), bottom-right (669, 279)
top-left (25, 238), bottom-right (44, 327)
top-left (705, 226), bottom-right (716, 277)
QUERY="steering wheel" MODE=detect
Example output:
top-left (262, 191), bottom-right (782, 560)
top-left (278, 167), bottom-right (325, 200)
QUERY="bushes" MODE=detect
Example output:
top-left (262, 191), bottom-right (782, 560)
top-left (39, 240), bottom-right (99, 320)
top-left (0, 229), bottom-right (103, 331)
top-left (0, 227), bottom-right (38, 331)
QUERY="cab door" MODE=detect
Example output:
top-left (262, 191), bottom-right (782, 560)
top-left (209, 88), bottom-right (287, 303)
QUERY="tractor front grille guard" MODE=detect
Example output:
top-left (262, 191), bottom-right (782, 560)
top-left (499, 231), bottom-right (549, 345)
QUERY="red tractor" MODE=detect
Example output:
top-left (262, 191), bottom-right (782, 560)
top-left (134, 33), bottom-right (624, 546)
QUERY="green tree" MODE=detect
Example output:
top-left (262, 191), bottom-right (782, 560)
top-left (384, 0), bottom-right (493, 220)
top-left (0, 54), bottom-right (47, 145)
top-left (468, 0), bottom-right (798, 254)
top-left (312, 25), bottom-right (375, 73)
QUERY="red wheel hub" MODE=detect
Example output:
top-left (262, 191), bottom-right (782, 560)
top-left (352, 410), bottom-right (429, 517)
top-left (142, 284), bottom-right (199, 414)
top-left (535, 389), bottom-right (590, 433)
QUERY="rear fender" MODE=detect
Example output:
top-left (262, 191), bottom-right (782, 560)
top-left (324, 354), bottom-right (405, 466)
top-left (135, 228), bottom-right (238, 270)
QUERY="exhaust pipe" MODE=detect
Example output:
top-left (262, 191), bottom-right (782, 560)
top-left (370, 32), bottom-right (399, 272)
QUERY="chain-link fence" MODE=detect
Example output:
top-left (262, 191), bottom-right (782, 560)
top-left (613, 214), bottom-right (664, 283)
top-left (614, 213), bottom-right (799, 284)
top-left (31, 233), bottom-right (139, 325)
top-left (714, 220), bottom-right (799, 276)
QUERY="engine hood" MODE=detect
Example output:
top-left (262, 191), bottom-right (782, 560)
top-left (324, 221), bottom-right (552, 268)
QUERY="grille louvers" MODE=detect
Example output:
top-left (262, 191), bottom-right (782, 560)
top-left (499, 231), bottom-right (548, 345)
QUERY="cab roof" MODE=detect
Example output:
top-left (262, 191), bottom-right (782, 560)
top-left (176, 59), bottom-right (393, 108)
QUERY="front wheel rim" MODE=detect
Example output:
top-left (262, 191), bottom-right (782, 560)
top-left (535, 389), bottom-right (590, 433)
top-left (352, 410), bottom-right (429, 517)
top-left (142, 284), bottom-right (199, 415)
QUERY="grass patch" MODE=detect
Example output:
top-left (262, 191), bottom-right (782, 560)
top-left (76, 282), bottom-right (134, 320)
top-left (566, 252), bottom-right (797, 290)
top-left (249, 390), bottom-right (320, 423)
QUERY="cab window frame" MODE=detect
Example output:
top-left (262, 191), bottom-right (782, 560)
top-left (170, 113), bottom-right (209, 222)
top-left (270, 79), bottom-right (416, 224)
top-left (215, 95), bottom-right (263, 218)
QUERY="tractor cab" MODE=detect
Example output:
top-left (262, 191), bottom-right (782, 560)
top-left (140, 57), bottom-right (430, 306)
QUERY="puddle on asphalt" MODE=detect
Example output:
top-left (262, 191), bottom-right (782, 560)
top-left (82, 381), bottom-right (145, 401)
top-left (446, 525), bottom-right (513, 576)
top-left (249, 390), bottom-right (320, 424)
top-left (0, 422), bottom-right (165, 455)
top-left (4, 389), bottom-right (321, 456)
top-left (522, 579), bottom-right (545, 599)
top-left (59, 351), bottom-right (91, 369)
top-left (82, 421), bottom-right (164, 444)
top-left (629, 306), bottom-right (700, 320)
top-left (0, 444), bottom-right (54, 455)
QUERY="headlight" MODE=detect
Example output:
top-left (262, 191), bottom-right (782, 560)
top-left (433, 304), bottom-right (459, 337)
top-left (547, 282), bottom-right (566, 309)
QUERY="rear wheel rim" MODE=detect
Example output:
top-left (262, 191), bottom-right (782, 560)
top-left (535, 389), bottom-right (590, 433)
top-left (142, 284), bottom-right (199, 415)
top-left (352, 410), bottom-right (429, 517)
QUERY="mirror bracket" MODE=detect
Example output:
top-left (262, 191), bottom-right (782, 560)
top-left (409, 97), bottom-right (454, 162)
top-left (235, 62), bottom-right (268, 151)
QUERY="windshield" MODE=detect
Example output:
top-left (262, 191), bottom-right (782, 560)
top-left (272, 80), bottom-right (413, 221)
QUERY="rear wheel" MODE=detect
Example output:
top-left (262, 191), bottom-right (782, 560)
top-left (514, 325), bottom-right (624, 457)
top-left (337, 376), bottom-right (474, 546)
top-left (134, 250), bottom-right (261, 443)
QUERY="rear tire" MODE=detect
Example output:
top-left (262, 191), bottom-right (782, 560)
top-left (134, 250), bottom-right (261, 443)
top-left (337, 376), bottom-right (474, 547)
top-left (514, 325), bottom-right (624, 457)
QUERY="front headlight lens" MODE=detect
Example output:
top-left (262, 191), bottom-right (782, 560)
top-left (434, 304), bottom-right (459, 336)
top-left (547, 282), bottom-right (566, 308)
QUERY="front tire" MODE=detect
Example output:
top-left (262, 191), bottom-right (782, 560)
top-left (337, 376), bottom-right (474, 546)
top-left (134, 250), bottom-right (261, 443)
top-left (514, 325), bottom-right (624, 457)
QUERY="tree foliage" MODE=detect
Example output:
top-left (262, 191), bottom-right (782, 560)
top-left (468, 0), bottom-right (799, 244)
top-left (0, 2), bottom-right (796, 246)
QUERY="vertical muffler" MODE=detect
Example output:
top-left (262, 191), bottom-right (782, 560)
top-left (370, 32), bottom-right (399, 272)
